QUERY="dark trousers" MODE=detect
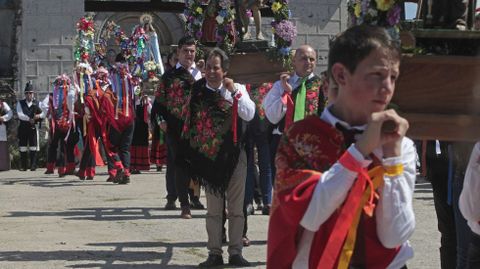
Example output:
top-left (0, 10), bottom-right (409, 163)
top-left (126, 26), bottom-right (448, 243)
top-left (66, 127), bottom-right (79, 165)
top-left (467, 232), bottom-right (480, 269)
top-left (245, 131), bottom-right (272, 207)
top-left (166, 133), bottom-right (190, 208)
top-left (269, 134), bottom-right (281, 186)
top-left (165, 135), bottom-right (177, 202)
top-left (427, 141), bottom-right (472, 269)
top-left (427, 141), bottom-right (457, 269)
top-left (106, 124), bottom-right (134, 173)
top-left (47, 130), bottom-right (67, 168)
top-left (18, 123), bottom-right (38, 149)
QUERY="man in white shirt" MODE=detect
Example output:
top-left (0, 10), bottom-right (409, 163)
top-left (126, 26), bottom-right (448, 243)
top-left (459, 142), bottom-right (480, 268)
top-left (153, 36), bottom-right (202, 218)
top-left (16, 81), bottom-right (44, 171)
top-left (267, 25), bottom-right (416, 269)
top-left (185, 48), bottom-right (255, 267)
top-left (262, 45), bottom-right (326, 182)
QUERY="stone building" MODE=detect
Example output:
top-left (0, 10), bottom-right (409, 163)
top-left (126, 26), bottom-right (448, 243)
top-left (2, 0), bottom-right (347, 97)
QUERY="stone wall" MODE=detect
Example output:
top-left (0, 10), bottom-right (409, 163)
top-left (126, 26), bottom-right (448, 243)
top-left (18, 0), bottom-right (85, 97)
top-left (16, 0), bottom-right (347, 97)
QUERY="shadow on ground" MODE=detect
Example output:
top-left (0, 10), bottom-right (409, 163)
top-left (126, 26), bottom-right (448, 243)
top-left (0, 241), bottom-right (266, 268)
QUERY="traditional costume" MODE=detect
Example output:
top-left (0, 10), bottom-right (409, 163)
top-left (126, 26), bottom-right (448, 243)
top-left (130, 95), bottom-right (152, 173)
top-left (45, 75), bottom-right (76, 176)
top-left (154, 61), bottom-right (202, 213)
top-left (0, 101), bottom-right (13, 170)
top-left (77, 68), bottom-right (107, 180)
top-left (100, 63), bottom-right (135, 184)
top-left (262, 73), bottom-right (326, 181)
top-left (181, 78), bottom-right (255, 259)
top-left (149, 103), bottom-right (167, 170)
top-left (267, 108), bottom-right (416, 269)
top-left (17, 82), bottom-right (44, 171)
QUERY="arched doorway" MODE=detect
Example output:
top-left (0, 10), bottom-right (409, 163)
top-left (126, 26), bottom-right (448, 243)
top-left (93, 12), bottom-right (185, 60)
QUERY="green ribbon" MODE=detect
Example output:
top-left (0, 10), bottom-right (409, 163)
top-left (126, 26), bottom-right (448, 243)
top-left (293, 77), bottom-right (308, 122)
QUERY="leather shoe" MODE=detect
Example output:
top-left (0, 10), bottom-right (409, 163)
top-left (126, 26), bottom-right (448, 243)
top-left (199, 254), bottom-right (223, 267)
top-left (262, 205), bottom-right (271, 215)
top-left (228, 254), bottom-right (250, 267)
top-left (180, 206), bottom-right (192, 219)
top-left (190, 198), bottom-right (205, 209)
top-left (164, 200), bottom-right (177, 210)
top-left (118, 176), bottom-right (130, 184)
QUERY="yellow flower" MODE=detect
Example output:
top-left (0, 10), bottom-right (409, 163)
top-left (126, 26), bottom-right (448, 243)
top-left (375, 0), bottom-right (394, 11)
top-left (271, 2), bottom-right (282, 13)
top-left (354, 2), bottom-right (361, 18)
top-left (196, 7), bottom-right (203, 14)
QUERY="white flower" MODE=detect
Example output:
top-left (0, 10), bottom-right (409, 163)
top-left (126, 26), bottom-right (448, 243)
top-left (216, 15), bottom-right (224, 24)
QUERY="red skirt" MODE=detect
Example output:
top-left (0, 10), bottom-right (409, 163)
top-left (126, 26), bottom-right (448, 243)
top-left (130, 145), bottom-right (151, 170)
top-left (150, 140), bottom-right (167, 166)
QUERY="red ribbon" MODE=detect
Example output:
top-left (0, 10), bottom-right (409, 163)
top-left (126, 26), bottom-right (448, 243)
top-left (282, 92), bottom-right (294, 131)
top-left (317, 151), bottom-right (372, 269)
top-left (232, 96), bottom-right (238, 144)
top-left (232, 91), bottom-right (242, 144)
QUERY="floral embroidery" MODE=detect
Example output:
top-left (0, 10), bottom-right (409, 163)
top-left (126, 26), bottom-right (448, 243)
top-left (249, 83), bottom-right (273, 120)
top-left (303, 77), bottom-right (324, 117)
top-left (185, 89), bottom-right (232, 160)
top-left (156, 69), bottom-right (194, 120)
top-left (275, 116), bottom-right (344, 193)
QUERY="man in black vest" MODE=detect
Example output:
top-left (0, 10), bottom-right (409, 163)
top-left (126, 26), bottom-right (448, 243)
top-left (16, 81), bottom-right (44, 171)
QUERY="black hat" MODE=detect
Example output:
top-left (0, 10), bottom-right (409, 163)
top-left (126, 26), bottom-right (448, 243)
top-left (24, 81), bottom-right (34, 93)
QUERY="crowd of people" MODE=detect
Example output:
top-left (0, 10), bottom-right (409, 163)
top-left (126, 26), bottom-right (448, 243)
top-left (1, 11), bottom-right (480, 267)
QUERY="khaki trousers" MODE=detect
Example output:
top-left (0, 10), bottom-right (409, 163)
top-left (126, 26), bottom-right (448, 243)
top-left (205, 150), bottom-right (247, 256)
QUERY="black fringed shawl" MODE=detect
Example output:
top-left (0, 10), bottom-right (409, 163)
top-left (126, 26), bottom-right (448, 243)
top-left (181, 78), bottom-right (245, 195)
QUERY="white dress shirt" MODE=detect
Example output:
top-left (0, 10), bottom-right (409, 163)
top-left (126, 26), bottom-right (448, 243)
top-left (16, 100), bottom-right (45, 122)
top-left (459, 142), bottom-right (480, 235)
top-left (205, 82), bottom-right (255, 122)
top-left (262, 72), bottom-right (315, 134)
top-left (175, 62), bottom-right (202, 81)
top-left (292, 106), bottom-right (416, 269)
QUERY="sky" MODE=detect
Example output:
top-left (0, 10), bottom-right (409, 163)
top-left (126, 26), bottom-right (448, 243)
top-left (404, 2), bottom-right (480, 20)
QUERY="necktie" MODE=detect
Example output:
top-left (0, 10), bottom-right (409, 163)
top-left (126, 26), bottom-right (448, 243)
top-left (335, 122), bottom-right (363, 147)
top-left (293, 77), bottom-right (308, 122)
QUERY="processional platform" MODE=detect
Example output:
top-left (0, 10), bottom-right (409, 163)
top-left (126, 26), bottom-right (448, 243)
top-left (394, 29), bottom-right (480, 141)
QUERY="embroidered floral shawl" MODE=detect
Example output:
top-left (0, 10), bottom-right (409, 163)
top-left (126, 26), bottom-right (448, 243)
top-left (181, 79), bottom-right (244, 195)
top-left (154, 67), bottom-right (195, 138)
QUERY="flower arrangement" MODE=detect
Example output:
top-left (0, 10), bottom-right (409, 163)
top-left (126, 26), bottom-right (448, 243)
top-left (184, 0), bottom-right (207, 40)
top-left (74, 16), bottom-right (95, 62)
top-left (213, 0), bottom-right (236, 54)
top-left (184, 0), bottom-right (236, 54)
top-left (347, 0), bottom-right (403, 39)
top-left (99, 21), bottom-right (131, 60)
top-left (270, 0), bottom-right (297, 68)
top-left (144, 60), bottom-right (159, 82)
